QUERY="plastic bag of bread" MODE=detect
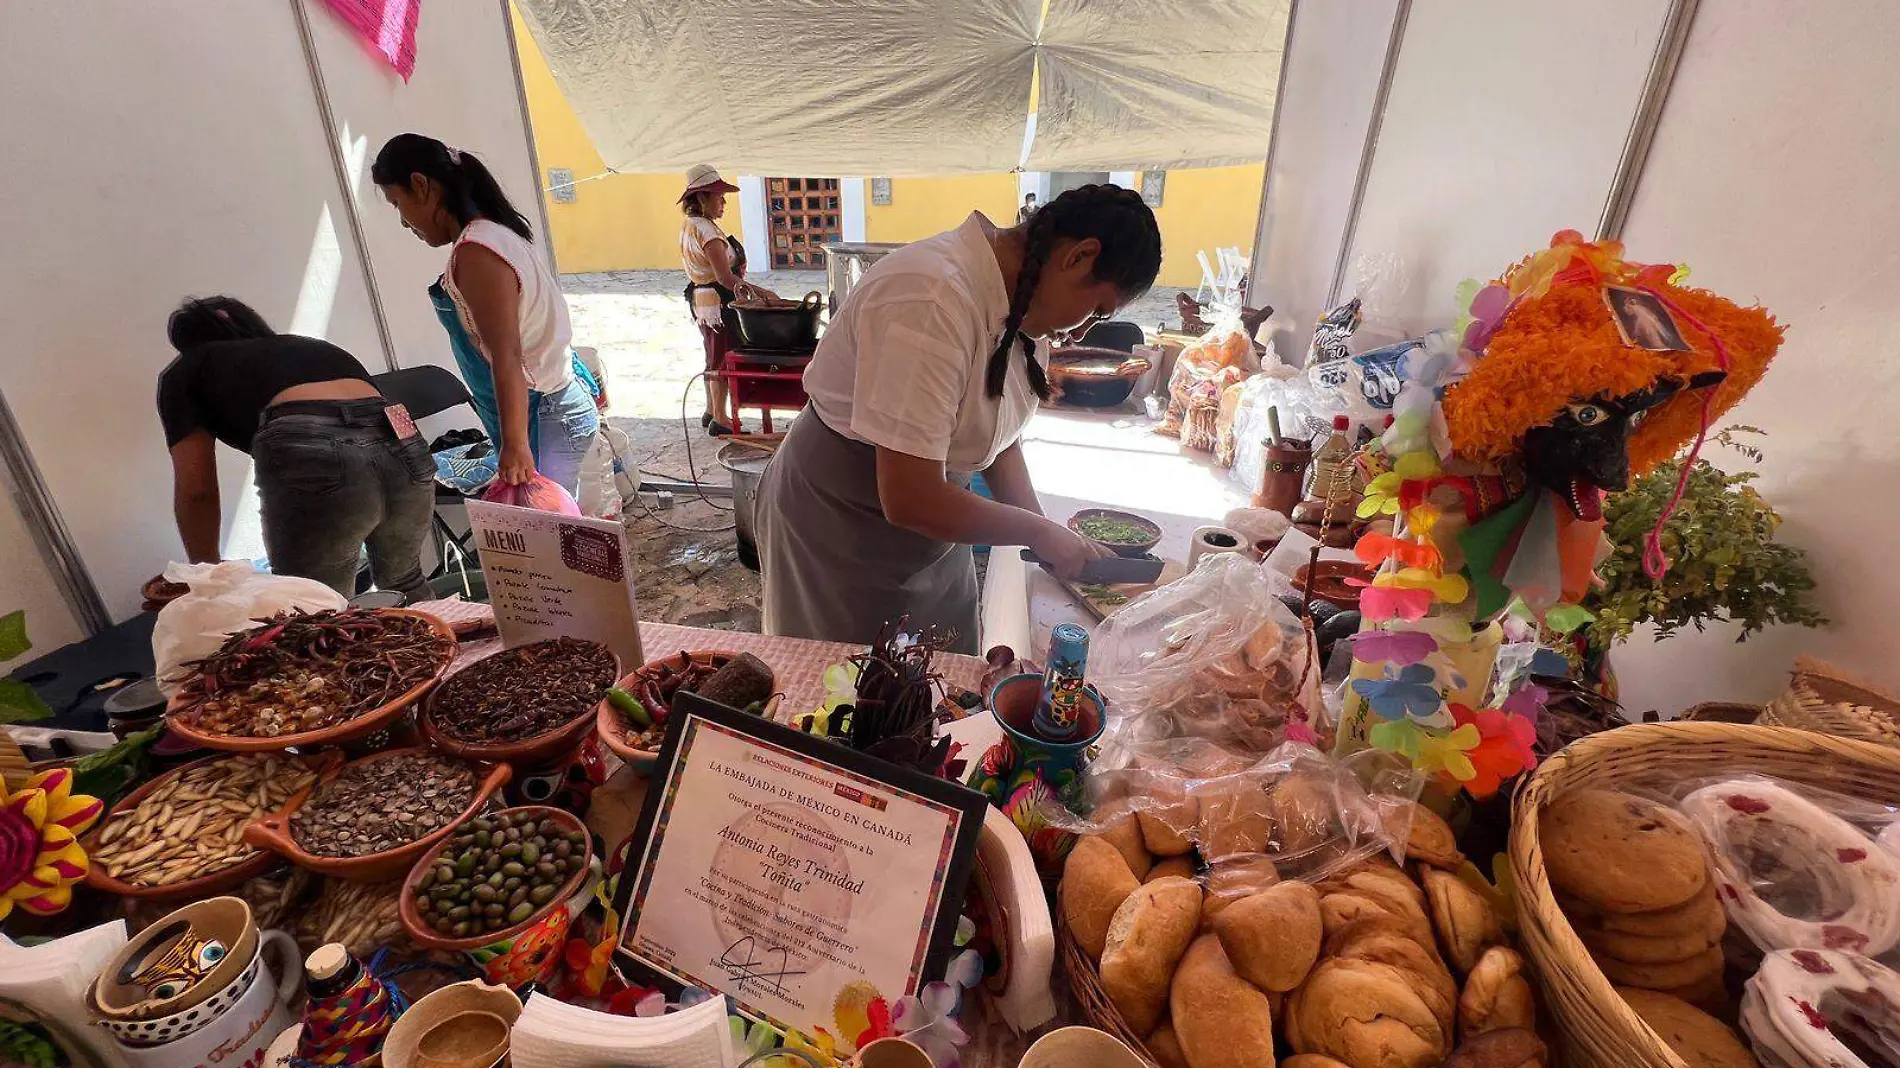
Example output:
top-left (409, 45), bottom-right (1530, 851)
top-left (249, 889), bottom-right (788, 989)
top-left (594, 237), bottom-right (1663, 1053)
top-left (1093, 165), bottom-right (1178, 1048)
top-left (1158, 315), bottom-right (1253, 439)
top-left (1090, 553), bottom-right (1324, 754)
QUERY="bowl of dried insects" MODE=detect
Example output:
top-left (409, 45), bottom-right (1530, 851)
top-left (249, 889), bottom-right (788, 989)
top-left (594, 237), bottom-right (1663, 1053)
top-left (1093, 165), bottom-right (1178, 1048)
top-left (165, 608), bottom-right (458, 752)
top-left (420, 637), bottom-right (620, 768)
top-left (243, 746), bottom-right (509, 882)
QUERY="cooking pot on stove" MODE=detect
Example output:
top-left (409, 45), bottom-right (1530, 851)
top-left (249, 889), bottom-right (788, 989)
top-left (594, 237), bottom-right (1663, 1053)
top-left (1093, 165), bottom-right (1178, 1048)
top-left (727, 291), bottom-right (823, 352)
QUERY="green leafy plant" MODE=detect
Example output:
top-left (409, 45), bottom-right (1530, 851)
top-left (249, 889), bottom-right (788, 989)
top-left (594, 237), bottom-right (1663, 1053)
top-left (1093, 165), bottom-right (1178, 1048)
top-left (0, 610), bottom-right (51, 724)
top-left (1589, 426), bottom-right (1826, 653)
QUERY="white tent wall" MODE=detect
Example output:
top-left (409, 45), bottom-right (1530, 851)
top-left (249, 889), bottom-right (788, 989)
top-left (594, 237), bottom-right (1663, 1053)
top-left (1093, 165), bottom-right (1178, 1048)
top-left (1255, 0), bottom-right (1900, 712)
top-left (0, 1), bottom-right (536, 628)
top-left (0, 492), bottom-right (82, 668)
top-left (1609, 0), bottom-right (1900, 712)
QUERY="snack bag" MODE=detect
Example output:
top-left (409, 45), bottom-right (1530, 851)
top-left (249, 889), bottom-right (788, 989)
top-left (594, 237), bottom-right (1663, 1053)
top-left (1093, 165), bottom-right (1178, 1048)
top-left (481, 473), bottom-right (583, 516)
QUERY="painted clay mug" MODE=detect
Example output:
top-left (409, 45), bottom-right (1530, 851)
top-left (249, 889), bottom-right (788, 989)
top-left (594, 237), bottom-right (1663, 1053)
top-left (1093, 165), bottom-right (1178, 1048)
top-left (109, 931), bottom-right (302, 1068)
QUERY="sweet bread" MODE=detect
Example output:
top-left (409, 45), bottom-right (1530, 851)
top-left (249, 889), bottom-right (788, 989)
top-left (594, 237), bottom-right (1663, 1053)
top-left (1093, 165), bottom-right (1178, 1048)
top-left (1287, 956), bottom-right (1449, 1068)
top-left (1594, 945), bottom-right (1725, 991)
top-left (1458, 946), bottom-right (1537, 1038)
top-left (1212, 880), bottom-right (1322, 992)
top-left (1386, 801), bottom-right (1464, 870)
top-left (1423, 868), bottom-right (1504, 975)
top-left (1099, 815), bottom-right (1154, 881)
top-left (1168, 935), bottom-right (1278, 1068)
top-left (1061, 835), bottom-right (1141, 961)
top-left (1682, 779), bottom-right (1900, 955)
top-left (1325, 919), bottom-right (1457, 1031)
top-left (1438, 1029), bottom-right (1548, 1068)
top-left (1101, 876), bottom-right (1204, 1034)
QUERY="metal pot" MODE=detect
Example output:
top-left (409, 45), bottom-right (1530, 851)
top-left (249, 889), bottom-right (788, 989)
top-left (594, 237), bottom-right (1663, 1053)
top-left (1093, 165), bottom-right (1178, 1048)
top-left (728, 291), bottom-right (823, 352)
top-left (718, 442), bottom-right (774, 571)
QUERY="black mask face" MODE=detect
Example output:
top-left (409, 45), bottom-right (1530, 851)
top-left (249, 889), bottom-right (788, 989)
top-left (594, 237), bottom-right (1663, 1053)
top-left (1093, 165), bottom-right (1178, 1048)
top-left (1521, 370), bottom-right (1726, 521)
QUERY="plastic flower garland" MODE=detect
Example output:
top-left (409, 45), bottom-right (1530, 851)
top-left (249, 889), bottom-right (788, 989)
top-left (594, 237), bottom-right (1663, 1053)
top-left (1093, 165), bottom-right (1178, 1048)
top-left (1345, 231), bottom-right (1781, 797)
top-left (0, 767), bottom-right (104, 920)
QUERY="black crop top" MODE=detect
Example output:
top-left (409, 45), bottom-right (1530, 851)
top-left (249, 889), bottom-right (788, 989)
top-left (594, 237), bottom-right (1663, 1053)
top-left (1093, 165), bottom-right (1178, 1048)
top-left (156, 336), bottom-right (374, 452)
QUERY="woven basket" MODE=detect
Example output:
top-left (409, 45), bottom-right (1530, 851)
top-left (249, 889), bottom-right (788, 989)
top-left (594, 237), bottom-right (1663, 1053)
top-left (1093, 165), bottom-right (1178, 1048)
top-left (1056, 917), bottom-right (1160, 1066)
top-left (1675, 701), bottom-right (1761, 725)
top-left (1510, 721), bottom-right (1900, 1068)
top-left (1759, 654), bottom-right (1900, 745)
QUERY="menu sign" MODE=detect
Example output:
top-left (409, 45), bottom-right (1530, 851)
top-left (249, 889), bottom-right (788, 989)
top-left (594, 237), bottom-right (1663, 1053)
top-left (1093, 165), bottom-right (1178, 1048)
top-left (614, 695), bottom-right (986, 1039)
top-left (464, 500), bottom-right (644, 668)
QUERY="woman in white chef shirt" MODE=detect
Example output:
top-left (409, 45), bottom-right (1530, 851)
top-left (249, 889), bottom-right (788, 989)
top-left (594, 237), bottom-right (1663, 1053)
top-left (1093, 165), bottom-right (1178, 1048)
top-left (755, 184), bottom-right (1162, 653)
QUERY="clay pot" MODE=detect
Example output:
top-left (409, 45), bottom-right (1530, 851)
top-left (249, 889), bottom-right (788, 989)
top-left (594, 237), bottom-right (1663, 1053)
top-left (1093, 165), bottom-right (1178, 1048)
top-left (243, 747), bottom-right (510, 882)
top-left (381, 981), bottom-right (522, 1068)
top-left (986, 673), bottom-right (1105, 773)
top-left (396, 805), bottom-right (594, 955)
top-left (82, 752), bottom-right (341, 901)
top-left (420, 642), bottom-right (621, 770)
top-left (1254, 442), bottom-right (1312, 516)
top-left (164, 609), bottom-right (457, 753)
top-left (89, 896), bottom-right (260, 1026)
top-left (1294, 559), bottom-right (1375, 611)
top-left (1067, 508), bottom-right (1162, 559)
top-left (597, 652), bottom-right (738, 768)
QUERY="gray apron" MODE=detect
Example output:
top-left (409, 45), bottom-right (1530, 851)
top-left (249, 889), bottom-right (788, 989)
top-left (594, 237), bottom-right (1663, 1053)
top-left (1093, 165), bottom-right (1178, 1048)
top-left (757, 414), bottom-right (980, 655)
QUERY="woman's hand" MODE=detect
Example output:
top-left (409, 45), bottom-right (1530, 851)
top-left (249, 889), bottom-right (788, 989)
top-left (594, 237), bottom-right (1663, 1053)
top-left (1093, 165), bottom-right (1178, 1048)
top-left (1031, 521), bottom-right (1114, 581)
top-left (498, 440), bottom-right (537, 485)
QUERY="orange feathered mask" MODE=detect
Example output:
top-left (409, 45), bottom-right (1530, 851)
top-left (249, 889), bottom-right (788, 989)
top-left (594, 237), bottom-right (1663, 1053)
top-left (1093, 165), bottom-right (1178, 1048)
top-left (1441, 231), bottom-right (1784, 476)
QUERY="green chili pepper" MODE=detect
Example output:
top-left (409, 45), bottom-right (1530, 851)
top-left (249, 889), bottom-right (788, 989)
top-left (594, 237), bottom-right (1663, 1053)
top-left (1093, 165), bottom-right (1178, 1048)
top-left (607, 687), bottom-right (651, 728)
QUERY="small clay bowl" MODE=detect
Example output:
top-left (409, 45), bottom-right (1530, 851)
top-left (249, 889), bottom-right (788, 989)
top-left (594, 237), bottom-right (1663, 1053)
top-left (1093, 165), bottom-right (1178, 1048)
top-left (1294, 559), bottom-right (1375, 610)
top-left (164, 609), bottom-right (458, 753)
top-left (397, 805), bottom-right (594, 952)
top-left (244, 746), bottom-right (510, 882)
top-left (82, 751), bottom-right (341, 901)
top-left (1067, 508), bottom-right (1162, 559)
top-left (419, 642), bottom-right (621, 769)
top-left (597, 652), bottom-right (736, 767)
top-left (89, 896), bottom-right (258, 1024)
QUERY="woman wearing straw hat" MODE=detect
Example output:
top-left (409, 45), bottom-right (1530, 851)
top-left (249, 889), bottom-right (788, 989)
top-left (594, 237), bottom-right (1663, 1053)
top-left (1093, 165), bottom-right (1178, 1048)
top-left (679, 165), bottom-right (772, 436)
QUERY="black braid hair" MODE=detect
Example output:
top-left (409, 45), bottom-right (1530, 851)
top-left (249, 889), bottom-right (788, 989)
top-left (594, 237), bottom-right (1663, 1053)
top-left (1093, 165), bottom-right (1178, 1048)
top-left (986, 184), bottom-right (1162, 399)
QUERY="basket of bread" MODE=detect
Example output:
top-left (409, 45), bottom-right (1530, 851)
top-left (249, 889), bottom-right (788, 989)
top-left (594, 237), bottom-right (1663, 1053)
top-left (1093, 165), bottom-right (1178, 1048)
top-left (1512, 720), bottom-right (1900, 1068)
top-left (1058, 742), bottom-right (1545, 1068)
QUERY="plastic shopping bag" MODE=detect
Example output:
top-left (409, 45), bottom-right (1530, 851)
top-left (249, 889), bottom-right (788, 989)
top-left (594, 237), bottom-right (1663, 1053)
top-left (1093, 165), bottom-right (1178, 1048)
top-left (153, 561), bottom-right (347, 694)
top-left (481, 473), bottom-right (582, 516)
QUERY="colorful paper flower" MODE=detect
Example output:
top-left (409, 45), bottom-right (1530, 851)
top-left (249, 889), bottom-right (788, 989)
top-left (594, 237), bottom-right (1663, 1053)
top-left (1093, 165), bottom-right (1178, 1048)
top-left (1351, 664), bottom-right (1442, 721)
top-left (1350, 630), bottom-right (1438, 666)
top-left (1449, 704), bottom-right (1539, 798)
top-left (1356, 585), bottom-right (1433, 623)
top-left (0, 768), bottom-right (103, 920)
top-left (1355, 531), bottom-right (1443, 572)
top-left (1356, 471), bottom-right (1404, 519)
top-left (1369, 718), bottom-right (1483, 782)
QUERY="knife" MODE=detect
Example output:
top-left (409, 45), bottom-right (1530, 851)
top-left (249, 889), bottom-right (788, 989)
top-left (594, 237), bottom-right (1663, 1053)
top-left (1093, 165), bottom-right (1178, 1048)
top-left (1019, 549), bottom-right (1166, 586)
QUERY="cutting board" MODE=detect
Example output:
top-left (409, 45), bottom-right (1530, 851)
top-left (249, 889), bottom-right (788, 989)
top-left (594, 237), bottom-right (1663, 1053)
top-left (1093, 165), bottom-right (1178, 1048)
top-left (1059, 557), bottom-right (1189, 620)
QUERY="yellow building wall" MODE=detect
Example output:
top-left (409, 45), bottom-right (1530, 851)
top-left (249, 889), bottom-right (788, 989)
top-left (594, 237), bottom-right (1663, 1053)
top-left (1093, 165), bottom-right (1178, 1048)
top-left (1149, 165), bottom-right (1266, 289)
top-left (511, 5), bottom-right (743, 274)
top-left (863, 175), bottom-right (1021, 246)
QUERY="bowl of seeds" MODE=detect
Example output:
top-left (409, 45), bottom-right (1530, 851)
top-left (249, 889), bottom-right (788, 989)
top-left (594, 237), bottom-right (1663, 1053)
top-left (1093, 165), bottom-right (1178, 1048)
top-left (166, 608), bottom-right (458, 752)
top-left (398, 805), bottom-right (594, 951)
top-left (420, 637), bottom-right (620, 767)
top-left (244, 746), bottom-right (509, 882)
top-left (83, 752), bottom-right (335, 899)
top-left (1067, 508), bottom-right (1163, 558)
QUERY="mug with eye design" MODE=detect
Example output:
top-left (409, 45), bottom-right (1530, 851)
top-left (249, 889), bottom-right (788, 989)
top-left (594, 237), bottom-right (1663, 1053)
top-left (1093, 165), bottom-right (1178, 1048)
top-left (93, 932), bottom-right (298, 1048)
top-left (89, 896), bottom-right (259, 1023)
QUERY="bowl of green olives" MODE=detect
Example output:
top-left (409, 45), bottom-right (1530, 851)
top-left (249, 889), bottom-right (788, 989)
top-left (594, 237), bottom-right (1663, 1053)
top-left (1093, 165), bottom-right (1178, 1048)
top-left (398, 805), bottom-right (595, 951)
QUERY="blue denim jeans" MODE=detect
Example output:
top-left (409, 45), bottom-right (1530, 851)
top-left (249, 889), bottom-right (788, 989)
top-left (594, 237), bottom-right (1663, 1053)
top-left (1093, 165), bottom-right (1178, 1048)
top-left (532, 378), bottom-right (600, 498)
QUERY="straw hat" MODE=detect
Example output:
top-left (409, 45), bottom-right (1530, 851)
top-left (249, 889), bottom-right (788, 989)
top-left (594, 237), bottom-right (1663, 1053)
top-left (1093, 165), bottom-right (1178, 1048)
top-left (381, 981), bottom-right (522, 1068)
top-left (680, 164), bottom-right (740, 202)
top-left (1017, 1028), bottom-right (1149, 1068)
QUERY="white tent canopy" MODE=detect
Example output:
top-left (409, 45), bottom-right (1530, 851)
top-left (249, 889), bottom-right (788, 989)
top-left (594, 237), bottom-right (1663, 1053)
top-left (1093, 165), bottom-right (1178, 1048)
top-left (515, 0), bottom-right (1289, 176)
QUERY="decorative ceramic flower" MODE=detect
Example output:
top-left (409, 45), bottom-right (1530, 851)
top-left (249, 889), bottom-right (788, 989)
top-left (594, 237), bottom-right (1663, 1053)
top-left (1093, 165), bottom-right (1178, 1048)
top-left (0, 768), bottom-right (103, 921)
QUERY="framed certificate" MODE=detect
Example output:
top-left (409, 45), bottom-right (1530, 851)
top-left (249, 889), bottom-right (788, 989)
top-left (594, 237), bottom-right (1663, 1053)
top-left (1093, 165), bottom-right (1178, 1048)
top-left (613, 693), bottom-right (988, 1039)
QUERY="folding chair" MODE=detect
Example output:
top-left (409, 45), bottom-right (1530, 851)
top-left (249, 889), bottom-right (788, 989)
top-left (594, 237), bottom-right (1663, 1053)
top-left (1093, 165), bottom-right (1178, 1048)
top-left (1195, 250), bottom-right (1219, 304)
top-left (371, 365), bottom-right (485, 587)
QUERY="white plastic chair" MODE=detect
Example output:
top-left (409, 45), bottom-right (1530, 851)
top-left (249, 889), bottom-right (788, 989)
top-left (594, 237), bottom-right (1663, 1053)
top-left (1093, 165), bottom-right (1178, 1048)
top-left (1195, 250), bottom-right (1219, 303)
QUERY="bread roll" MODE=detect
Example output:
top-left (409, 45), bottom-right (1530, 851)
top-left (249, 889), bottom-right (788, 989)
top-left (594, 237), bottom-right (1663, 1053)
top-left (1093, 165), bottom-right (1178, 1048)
top-left (1169, 936), bottom-right (1278, 1068)
top-left (1147, 855), bottom-right (1197, 884)
top-left (1147, 1022), bottom-right (1189, 1068)
top-left (1282, 1058), bottom-right (1353, 1068)
top-left (1194, 777), bottom-right (1275, 861)
top-left (1139, 792), bottom-right (1199, 857)
top-left (1265, 773), bottom-right (1336, 856)
top-left (1099, 815), bottom-right (1154, 881)
top-left (1201, 856), bottom-right (1280, 926)
top-left (1385, 801), bottom-right (1463, 870)
top-left (1325, 920), bottom-right (1457, 1032)
top-left (1061, 835), bottom-right (1140, 961)
top-left (1422, 868), bottom-right (1503, 975)
top-left (1288, 957), bottom-right (1448, 1068)
top-left (1212, 880), bottom-right (1321, 992)
top-left (1458, 946), bottom-right (1537, 1038)
top-left (1101, 876), bottom-right (1204, 1033)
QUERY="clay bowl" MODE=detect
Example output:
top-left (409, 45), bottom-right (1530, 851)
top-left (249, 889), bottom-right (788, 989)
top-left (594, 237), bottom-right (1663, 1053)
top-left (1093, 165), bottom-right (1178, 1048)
top-left (164, 609), bottom-right (458, 753)
top-left (89, 896), bottom-right (257, 1024)
top-left (1068, 508), bottom-right (1162, 559)
top-left (596, 651), bottom-right (737, 768)
top-left (397, 805), bottom-right (594, 952)
top-left (82, 751), bottom-right (341, 901)
top-left (1294, 559), bottom-right (1375, 611)
top-left (243, 746), bottom-right (510, 882)
top-left (419, 641), bottom-right (620, 769)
